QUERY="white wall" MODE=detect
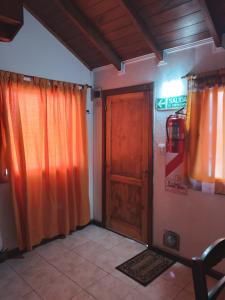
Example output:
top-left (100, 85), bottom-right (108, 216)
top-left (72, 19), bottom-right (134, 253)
top-left (0, 9), bottom-right (93, 250)
top-left (93, 40), bottom-right (225, 265)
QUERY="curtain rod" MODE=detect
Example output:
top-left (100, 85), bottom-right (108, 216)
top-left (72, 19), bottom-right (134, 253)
top-left (182, 68), bottom-right (225, 80)
top-left (0, 69), bottom-right (92, 89)
top-left (181, 74), bottom-right (196, 80)
top-left (22, 74), bottom-right (92, 89)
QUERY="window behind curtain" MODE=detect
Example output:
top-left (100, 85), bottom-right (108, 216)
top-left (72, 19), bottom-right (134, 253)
top-left (215, 90), bottom-right (225, 179)
top-left (0, 71), bottom-right (90, 250)
top-left (186, 76), bottom-right (225, 194)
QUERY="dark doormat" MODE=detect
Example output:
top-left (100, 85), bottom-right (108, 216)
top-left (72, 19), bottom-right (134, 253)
top-left (116, 249), bottom-right (176, 286)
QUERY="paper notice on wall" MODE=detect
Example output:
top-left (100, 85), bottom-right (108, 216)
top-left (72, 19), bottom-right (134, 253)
top-left (165, 152), bottom-right (188, 195)
top-left (202, 182), bottom-right (215, 194)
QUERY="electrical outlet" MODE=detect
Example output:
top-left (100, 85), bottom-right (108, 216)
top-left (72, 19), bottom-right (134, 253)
top-left (163, 230), bottom-right (180, 251)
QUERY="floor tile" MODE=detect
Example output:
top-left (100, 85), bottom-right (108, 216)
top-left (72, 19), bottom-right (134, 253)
top-left (185, 275), bottom-right (225, 300)
top-left (20, 260), bottom-right (61, 291)
top-left (35, 240), bottom-right (69, 261)
top-left (87, 274), bottom-right (133, 300)
top-left (1, 225), bottom-right (200, 300)
top-left (94, 249), bottom-right (125, 273)
top-left (185, 275), bottom-right (217, 295)
top-left (8, 251), bottom-right (45, 274)
top-left (173, 289), bottom-right (195, 300)
top-left (110, 238), bottom-right (147, 260)
top-left (48, 250), bottom-right (85, 274)
top-left (206, 275), bottom-right (217, 289)
top-left (125, 289), bottom-right (153, 300)
top-left (36, 274), bottom-right (82, 300)
top-left (110, 269), bottom-right (141, 288)
top-left (0, 270), bottom-right (32, 300)
top-left (59, 234), bottom-right (90, 250)
top-left (20, 291), bottom-right (41, 300)
top-left (162, 262), bottom-right (192, 288)
top-left (73, 225), bottom-right (109, 242)
top-left (94, 231), bottom-right (124, 250)
top-left (71, 290), bottom-right (96, 300)
top-left (0, 262), bottom-right (19, 288)
top-left (73, 240), bottom-right (107, 261)
top-left (184, 280), bottom-right (195, 295)
top-left (65, 260), bottom-right (107, 288)
top-left (217, 288), bottom-right (225, 300)
top-left (136, 276), bottom-right (182, 300)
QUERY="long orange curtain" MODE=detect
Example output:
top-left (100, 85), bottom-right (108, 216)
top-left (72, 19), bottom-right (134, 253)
top-left (0, 71), bottom-right (90, 250)
top-left (186, 74), bottom-right (225, 190)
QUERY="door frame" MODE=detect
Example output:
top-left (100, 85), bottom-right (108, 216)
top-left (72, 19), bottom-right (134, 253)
top-left (101, 83), bottom-right (154, 246)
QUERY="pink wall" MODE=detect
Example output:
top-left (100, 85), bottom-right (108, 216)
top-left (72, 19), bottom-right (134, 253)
top-left (93, 40), bottom-right (225, 267)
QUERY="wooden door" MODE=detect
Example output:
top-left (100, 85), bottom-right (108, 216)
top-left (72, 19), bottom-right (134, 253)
top-left (105, 88), bottom-right (152, 243)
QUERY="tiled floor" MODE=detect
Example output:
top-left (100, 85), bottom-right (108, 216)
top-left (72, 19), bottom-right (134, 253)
top-left (0, 225), bottom-right (223, 300)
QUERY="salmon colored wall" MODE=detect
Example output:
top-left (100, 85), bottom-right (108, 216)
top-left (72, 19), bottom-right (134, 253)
top-left (93, 40), bottom-right (225, 269)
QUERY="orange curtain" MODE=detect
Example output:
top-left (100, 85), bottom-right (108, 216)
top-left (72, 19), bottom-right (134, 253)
top-left (186, 77), bottom-right (225, 186)
top-left (0, 80), bottom-right (7, 182)
top-left (0, 71), bottom-right (90, 250)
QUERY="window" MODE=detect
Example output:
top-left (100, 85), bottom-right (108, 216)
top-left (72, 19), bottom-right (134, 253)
top-left (186, 76), bottom-right (225, 194)
top-left (215, 90), bottom-right (225, 179)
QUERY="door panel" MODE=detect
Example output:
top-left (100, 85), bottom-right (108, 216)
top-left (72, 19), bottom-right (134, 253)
top-left (111, 180), bottom-right (142, 224)
top-left (110, 93), bottom-right (143, 179)
top-left (106, 90), bottom-right (151, 242)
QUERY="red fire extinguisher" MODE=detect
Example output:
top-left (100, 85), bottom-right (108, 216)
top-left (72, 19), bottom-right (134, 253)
top-left (166, 114), bottom-right (185, 153)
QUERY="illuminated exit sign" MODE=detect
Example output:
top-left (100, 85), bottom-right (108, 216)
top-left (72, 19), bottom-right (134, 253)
top-left (156, 95), bottom-right (187, 110)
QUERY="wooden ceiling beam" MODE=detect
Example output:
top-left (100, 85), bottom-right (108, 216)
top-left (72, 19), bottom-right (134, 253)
top-left (117, 0), bottom-right (163, 61)
top-left (56, 0), bottom-right (122, 70)
top-left (198, 0), bottom-right (221, 47)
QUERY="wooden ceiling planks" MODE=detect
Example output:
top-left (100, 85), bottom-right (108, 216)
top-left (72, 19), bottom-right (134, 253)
top-left (152, 11), bottom-right (205, 36)
top-left (56, 0), bottom-right (122, 70)
top-left (198, 0), bottom-right (221, 47)
top-left (74, 0), bottom-right (118, 18)
top-left (112, 34), bottom-right (146, 50)
top-left (205, 0), bottom-right (225, 36)
top-left (141, 1), bottom-right (201, 25)
top-left (74, 0), bottom-right (103, 9)
top-left (157, 21), bottom-right (208, 44)
top-left (138, 0), bottom-right (210, 51)
top-left (93, 6), bottom-right (126, 27)
top-left (105, 25), bottom-right (138, 42)
top-left (119, 47), bottom-right (150, 61)
top-left (137, 0), bottom-right (193, 16)
top-left (23, 0), bottom-right (223, 69)
top-left (100, 17), bottom-right (131, 34)
top-left (74, 0), bottom-right (151, 61)
top-left (117, 0), bottom-right (163, 60)
top-left (160, 31), bottom-right (210, 49)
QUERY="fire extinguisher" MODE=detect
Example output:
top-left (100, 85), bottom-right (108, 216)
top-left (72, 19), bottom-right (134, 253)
top-left (166, 114), bottom-right (185, 153)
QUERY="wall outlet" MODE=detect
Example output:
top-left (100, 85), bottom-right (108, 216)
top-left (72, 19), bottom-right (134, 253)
top-left (163, 230), bottom-right (180, 251)
top-left (93, 89), bottom-right (102, 99)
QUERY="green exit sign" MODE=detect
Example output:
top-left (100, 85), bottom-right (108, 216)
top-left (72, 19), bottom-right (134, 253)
top-left (156, 95), bottom-right (187, 110)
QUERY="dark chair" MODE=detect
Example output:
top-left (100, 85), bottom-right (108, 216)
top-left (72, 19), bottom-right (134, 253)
top-left (192, 238), bottom-right (225, 300)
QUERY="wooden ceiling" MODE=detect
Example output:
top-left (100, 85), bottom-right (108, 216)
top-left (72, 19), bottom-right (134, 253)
top-left (23, 0), bottom-right (225, 70)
